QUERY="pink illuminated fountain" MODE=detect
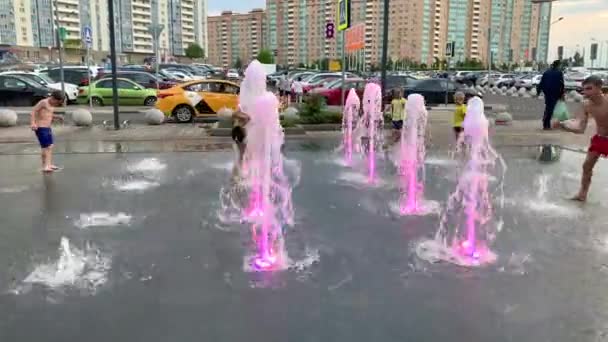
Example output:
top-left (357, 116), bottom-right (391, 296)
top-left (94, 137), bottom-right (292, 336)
top-left (218, 61), bottom-right (295, 271)
top-left (244, 92), bottom-right (293, 270)
top-left (341, 88), bottom-right (361, 166)
top-left (416, 97), bottom-right (505, 267)
top-left (391, 94), bottom-right (439, 216)
top-left (361, 82), bottom-right (383, 182)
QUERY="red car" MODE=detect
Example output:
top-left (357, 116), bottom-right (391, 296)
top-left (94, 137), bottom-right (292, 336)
top-left (309, 78), bottom-right (365, 106)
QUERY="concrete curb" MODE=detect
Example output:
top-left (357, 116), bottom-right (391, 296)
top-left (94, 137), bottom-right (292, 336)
top-left (208, 126), bottom-right (307, 136)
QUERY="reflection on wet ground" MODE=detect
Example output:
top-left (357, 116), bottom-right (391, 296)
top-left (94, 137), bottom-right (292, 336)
top-left (0, 141), bottom-right (607, 341)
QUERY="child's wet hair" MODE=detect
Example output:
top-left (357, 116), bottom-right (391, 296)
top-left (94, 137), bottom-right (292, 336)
top-left (50, 90), bottom-right (65, 101)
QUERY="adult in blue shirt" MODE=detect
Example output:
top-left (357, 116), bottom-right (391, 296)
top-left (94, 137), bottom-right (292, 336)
top-left (537, 60), bottom-right (565, 130)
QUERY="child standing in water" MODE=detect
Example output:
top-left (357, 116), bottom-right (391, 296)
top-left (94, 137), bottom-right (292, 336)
top-left (231, 106), bottom-right (250, 179)
top-left (390, 88), bottom-right (407, 144)
top-left (30, 90), bottom-right (65, 173)
top-left (452, 91), bottom-right (467, 141)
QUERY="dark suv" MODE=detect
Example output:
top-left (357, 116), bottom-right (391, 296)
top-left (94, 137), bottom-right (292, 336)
top-left (44, 67), bottom-right (91, 86)
top-left (111, 71), bottom-right (175, 89)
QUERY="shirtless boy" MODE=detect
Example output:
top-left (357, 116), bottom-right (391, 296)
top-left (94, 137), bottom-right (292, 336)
top-left (30, 91), bottom-right (65, 172)
top-left (231, 107), bottom-right (250, 178)
top-left (553, 76), bottom-right (608, 202)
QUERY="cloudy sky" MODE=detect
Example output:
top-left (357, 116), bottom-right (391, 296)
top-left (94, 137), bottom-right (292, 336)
top-left (208, 0), bottom-right (607, 66)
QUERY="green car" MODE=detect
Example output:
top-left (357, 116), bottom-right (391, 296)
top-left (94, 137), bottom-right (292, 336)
top-left (77, 78), bottom-right (158, 106)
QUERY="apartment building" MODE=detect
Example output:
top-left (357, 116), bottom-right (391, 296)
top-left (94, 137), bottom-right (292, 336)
top-left (207, 9), bottom-right (265, 67)
top-left (267, 0), bottom-right (552, 68)
top-left (0, 0), bottom-right (207, 61)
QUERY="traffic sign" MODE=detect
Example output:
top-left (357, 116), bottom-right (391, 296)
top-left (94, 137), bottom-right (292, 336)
top-left (325, 22), bottom-right (335, 39)
top-left (82, 26), bottom-right (92, 48)
top-left (58, 27), bottom-right (67, 42)
top-left (591, 43), bottom-right (598, 61)
top-left (337, 0), bottom-right (350, 31)
top-left (445, 42), bottom-right (455, 58)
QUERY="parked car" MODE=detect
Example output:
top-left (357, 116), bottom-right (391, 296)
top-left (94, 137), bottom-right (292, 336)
top-left (310, 78), bottom-right (365, 106)
top-left (491, 74), bottom-right (516, 87)
top-left (403, 79), bottom-right (482, 105)
top-left (156, 80), bottom-right (240, 122)
top-left (0, 74), bottom-right (51, 106)
top-left (41, 67), bottom-right (92, 86)
top-left (76, 78), bottom-right (158, 106)
top-left (513, 74), bottom-right (540, 89)
top-left (108, 71), bottom-right (176, 89)
top-left (225, 69), bottom-right (240, 79)
top-left (302, 73), bottom-right (346, 93)
top-left (0, 71), bottom-right (79, 102)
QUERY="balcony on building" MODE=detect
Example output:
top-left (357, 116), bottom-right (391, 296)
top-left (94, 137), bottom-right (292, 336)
top-left (56, 0), bottom-right (79, 5)
top-left (131, 0), bottom-right (151, 8)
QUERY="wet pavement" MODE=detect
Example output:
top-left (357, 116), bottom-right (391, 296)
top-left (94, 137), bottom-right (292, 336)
top-left (1, 140), bottom-right (608, 341)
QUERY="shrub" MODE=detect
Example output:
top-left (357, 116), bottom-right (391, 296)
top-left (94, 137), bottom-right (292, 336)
top-left (280, 118), bottom-right (300, 128)
top-left (299, 111), bottom-right (342, 124)
top-left (300, 94), bottom-right (326, 117)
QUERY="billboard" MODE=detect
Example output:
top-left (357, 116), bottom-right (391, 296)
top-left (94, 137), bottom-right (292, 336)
top-left (345, 23), bottom-right (364, 52)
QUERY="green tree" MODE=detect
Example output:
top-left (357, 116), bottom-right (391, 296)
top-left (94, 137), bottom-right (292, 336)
top-left (233, 57), bottom-right (243, 69)
top-left (185, 43), bottom-right (204, 59)
top-left (298, 62), bottom-right (306, 68)
top-left (320, 58), bottom-right (330, 70)
top-left (419, 63), bottom-right (428, 70)
top-left (257, 49), bottom-right (274, 64)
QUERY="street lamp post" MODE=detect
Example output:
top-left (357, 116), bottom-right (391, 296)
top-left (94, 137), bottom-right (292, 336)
top-left (149, 24), bottom-right (164, 90)
top-left (108, 0), bottom-right (120, 130)
top-left (380, 0), bottom-right (390, 96)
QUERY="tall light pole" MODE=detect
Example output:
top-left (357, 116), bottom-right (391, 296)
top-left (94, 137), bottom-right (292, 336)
top-left (149, 24), bottom-right (164, 89)
top-left (52, 0), bottom-right (65, 103)
top-left (380, 0), bottom-right (390, 96)
top-left (108, 0), bottom-right (120, 130)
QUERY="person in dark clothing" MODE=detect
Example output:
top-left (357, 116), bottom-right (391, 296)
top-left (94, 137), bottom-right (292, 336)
top-left (537, 60), bottom-right (565, 130)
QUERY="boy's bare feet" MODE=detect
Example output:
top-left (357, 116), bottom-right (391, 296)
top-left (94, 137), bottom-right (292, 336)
top-left (50, 165), bottom-right (61, 170)
top-left (569, 194), bottom-right (587, 202)
top-left (42, 167), bottom-right (54, 173)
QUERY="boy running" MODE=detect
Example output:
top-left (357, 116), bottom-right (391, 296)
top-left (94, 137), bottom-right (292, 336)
top-left (553, 76), bottom-right (608, 202)
top-left (30, 91), bottom-right (65, 173)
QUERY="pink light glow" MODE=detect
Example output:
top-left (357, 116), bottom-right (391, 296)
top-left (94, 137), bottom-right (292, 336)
top-left (253, 252), bottom-right (277, 270)
top-left (342, 89), bottom-right (360, 166)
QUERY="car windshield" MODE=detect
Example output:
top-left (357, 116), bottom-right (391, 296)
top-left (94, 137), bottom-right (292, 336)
top-left (11, 75), bottom-right (45, 89)
top-left (35, 73), bottom-right (56, 84)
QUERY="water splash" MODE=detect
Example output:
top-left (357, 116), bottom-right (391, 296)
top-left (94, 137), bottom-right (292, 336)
top-left (340, 89), bottom-right (361, 166)
top-left (14, 237), bottom-right (111, 295)
top-left (127, 158), bottom-right (167, 173)
top-left (525, 174), bottom-right (581, 217)
top-left (392, 94), bottom-right (439, 216)
top-left (242, 92), bottom-right (296, 271)
top-left (417, 97), bottom-right (506, 267)
top-left (75, 212), bottom-right (132, 229)
top-left (0, 185), bottom-right (29, 193)
top-left (217, 61), bottom-right (300, 272)
top-left (238, 59), bottom-right (267, 115)
top-left (361, 82), bottom-right (384, 183)
top-left (113, 180), bottom-right (160, 192)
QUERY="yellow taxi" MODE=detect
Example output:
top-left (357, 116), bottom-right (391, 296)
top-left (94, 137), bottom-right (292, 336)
top-left (156, 79), bottom-right (240, 122)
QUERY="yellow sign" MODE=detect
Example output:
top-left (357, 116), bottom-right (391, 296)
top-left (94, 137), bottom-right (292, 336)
top-left (337, 0), bottom-right (350, 31)
top-left (329, 60), bottom-right (341, 71)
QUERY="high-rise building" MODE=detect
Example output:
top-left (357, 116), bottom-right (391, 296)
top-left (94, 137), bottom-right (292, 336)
top-left (0, 0), bottom-right (207, 60)
top-left (267, 0), bottom-right (552, 68)
top-left (207, 9), bottom-right (265, 67)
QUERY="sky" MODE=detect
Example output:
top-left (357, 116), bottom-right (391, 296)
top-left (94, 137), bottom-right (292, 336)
top-left (208, 0), bottom-right (608, 66)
